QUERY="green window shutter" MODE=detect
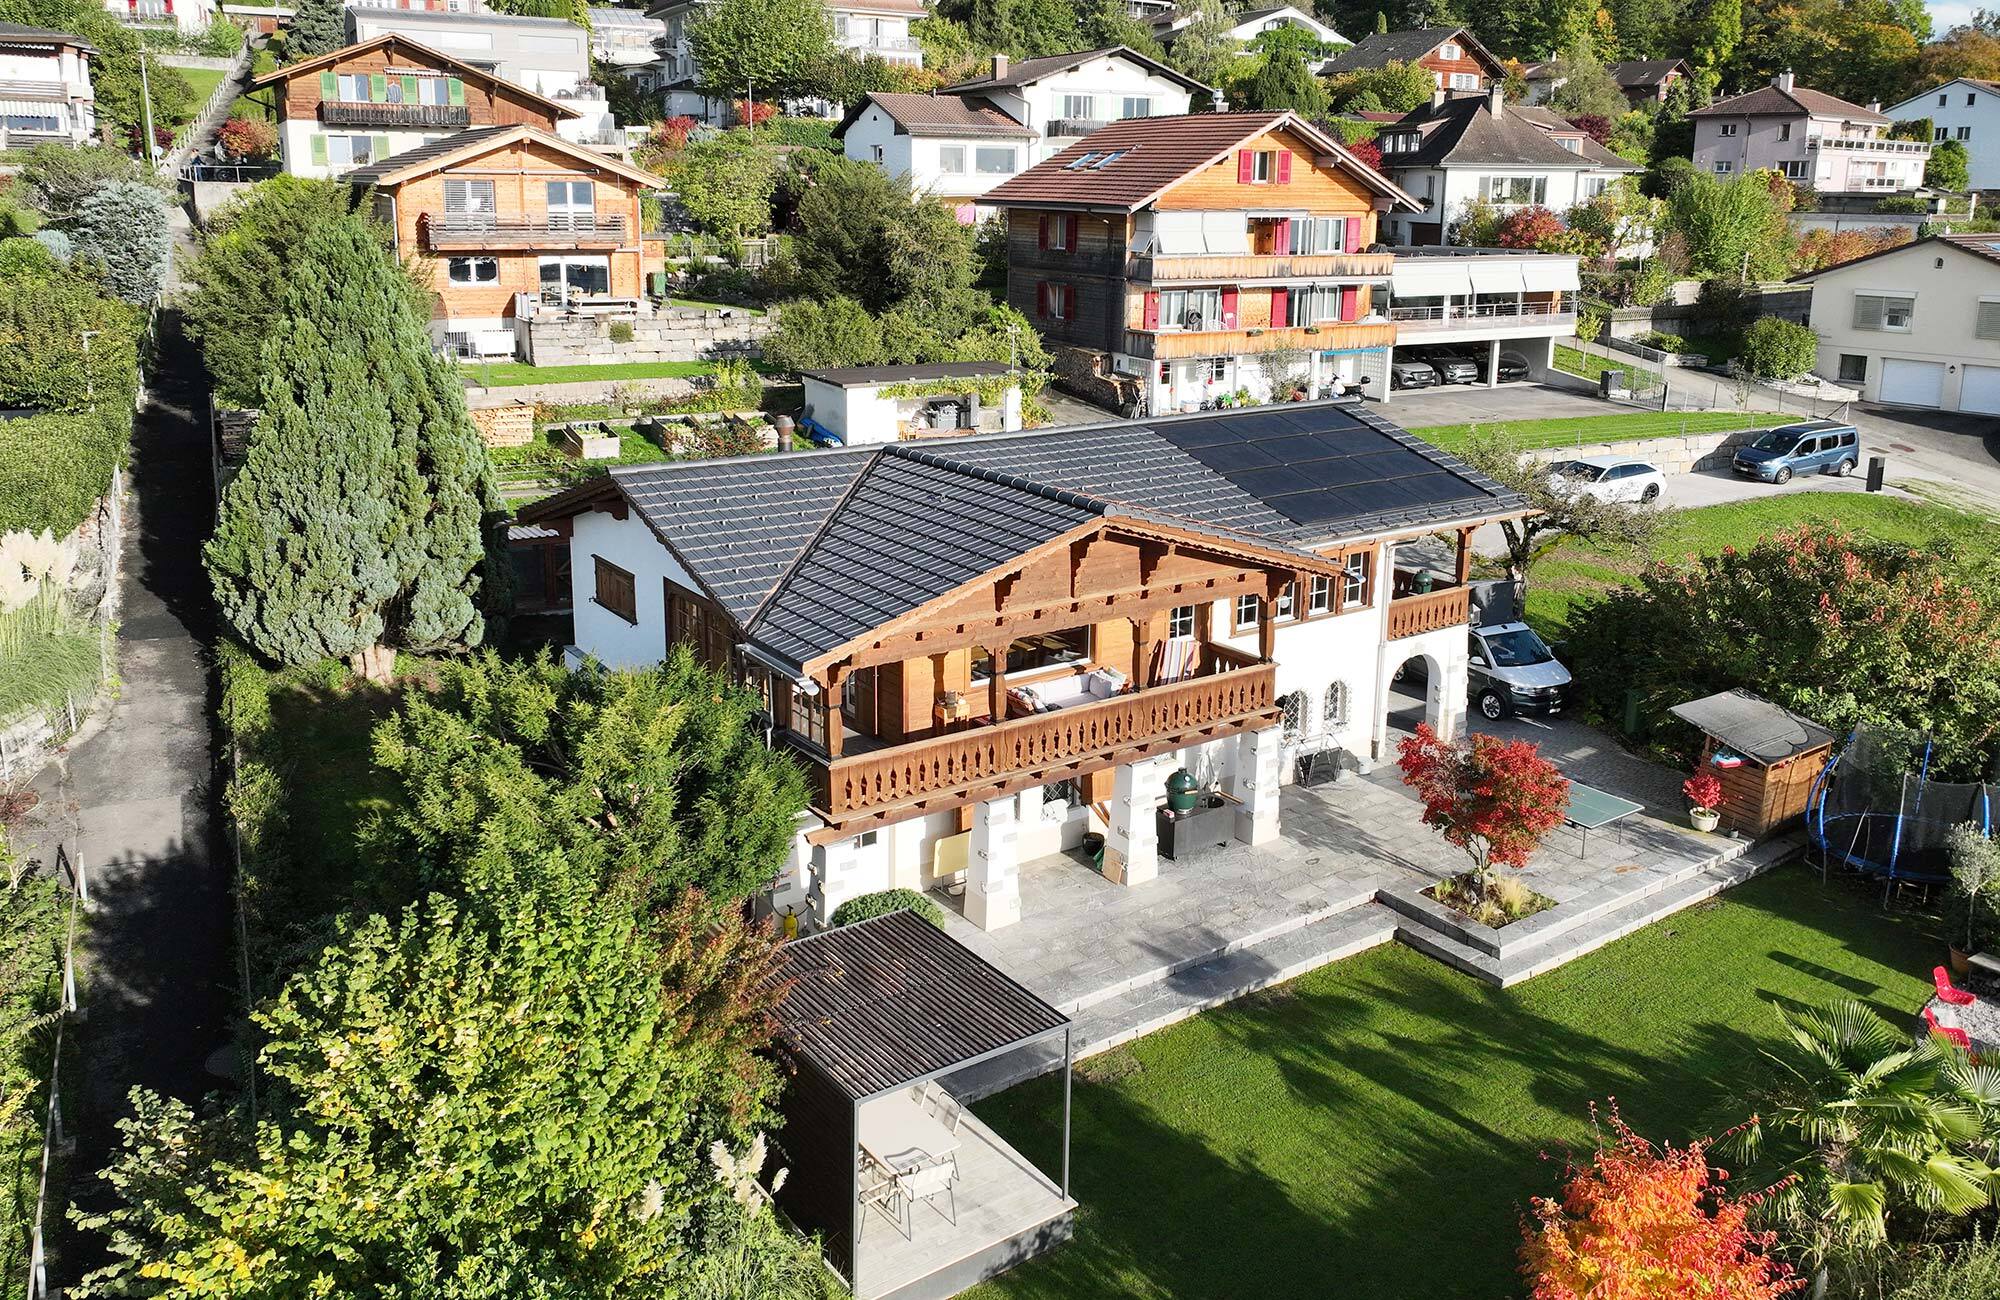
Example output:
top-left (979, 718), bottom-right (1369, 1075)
top-left (319, 70), bottom-right (337, 99)
top-left (447, 77), bottom-right (465, 106)
top-left (370, 73), bottom-right (388, 101)
top-left (373, 134), bottom-right (392, 160)
top-left (401, 75), bottom-right (418, 102)
top-left (310, 134), bottom-right (327, 165)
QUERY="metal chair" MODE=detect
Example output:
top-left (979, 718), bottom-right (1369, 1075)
top-left (913, 1081), bottom-right (965, 1136)
top-left (858, 1156), bottom-right (903, 1237)
top-left (897, 1154), bottom-right (959, 1230)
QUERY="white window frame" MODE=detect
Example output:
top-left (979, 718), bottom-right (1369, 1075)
top-left (974, 145), bottom-right (1016, 174)
top-left (1342, 553), bottom-right (1369, 606)
top-left (1307, 575), bottom-right (1331, 614)
top-left (1234, 592), bottom-right (1259, 630)
top-left (447, 255), bottom-right (500, 285)
top-left (1714, 160), bottom-right (1734, 174)
top-left (1438, 41), bottom-right (1461, 59)
top-left (1959, 125), bottom-right (1973, 140)
top-left (1167, 604), bottom-right (1195, 638)
top-left (1479, 175), bottom-right (1547, 206)
top-left (938, 144), bottom-right (965, 174)
top-left (1852, 290), bottom-right (1914, 332)
top-left (1161, 287), bottom-right (1222, 330)
top-left (1059, 93), bottom-right (1096, 120)
top-left (1250, 150), bottom-right (1273, 182)
top-left (1779, 160), bottom-right (1807, 179)
top-left (1977, 297), bottom-right (2000, 341)
top-left (1120, 95), bottom-right (1152, 119)
top-left (1719, 122), bottom-right (1739, 136)
top-left (545, 179), bottom-right (595, 230)
top-left (1449, 71), bottom-right (1478, 90)
top-left (1288, 215), bottom-right (1347, 254)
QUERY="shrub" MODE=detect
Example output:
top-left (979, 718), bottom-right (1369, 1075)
top-left (1638, 330), bottom-right (1687, 353)
top-left (607, 320), bottom-right (634, 344)
top-left (67, 180), bottom-right (171, 304)
top-left (1396, 722), bottom-right (1570, 878)
top-left (762, 294), bottom-right (883, 372)
top-left (1683, 770), bottom-right (1723, 813)
top-left (196, 18), bottom-right (244, 56)
top-left (1575, 303), bottom-right (1607, 341)
top-left (1887, 1230), bottom-right (2000, 1299)
top-left (215, 116), bottom-right (278, 161)
top-left (830, 888), bottom-right (946, 930)
top-left (1735, 317), bottom-right (1818, 380)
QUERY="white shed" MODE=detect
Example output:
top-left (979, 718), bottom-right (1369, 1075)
top-left (799, 362), bottom-right (1023, 445)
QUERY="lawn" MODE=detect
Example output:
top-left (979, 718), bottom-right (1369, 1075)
top-left (1407, 409), bottom-right (1768, 453)
top-left (1554, 343), bottom-right (1656, 389)
top-left (464, 359), bottom-right (720, 387)
top-left (176, 66), bottom-right (227, 122)
top-left (967, 866), bottom-right (1936, 1300)
top-left (1520, 492), bottom-right (2000, 633)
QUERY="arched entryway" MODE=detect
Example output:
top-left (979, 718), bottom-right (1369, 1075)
top-left (1379, 648), bottom-right (1449, 754)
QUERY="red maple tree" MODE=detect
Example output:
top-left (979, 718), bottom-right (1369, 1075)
top-left (1396, 723), bottom-right (1569, 876)
top-left (1496, 206), bottom-right (1568, 251)
top-left (1347, 137), bottom-right (1384, 171)
top-left (1522, 1105), bottom-right (1802, 1300)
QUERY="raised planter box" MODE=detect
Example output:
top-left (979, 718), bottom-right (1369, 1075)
top-left (561, 425), bottom-right (621, 460)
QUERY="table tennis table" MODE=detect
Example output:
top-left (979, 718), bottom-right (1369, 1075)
top-left (1564, 782), bottom-right (1644, 857)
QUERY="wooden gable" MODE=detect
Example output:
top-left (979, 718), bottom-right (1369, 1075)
top-left (1154, 124), bottom-right (1385, 222)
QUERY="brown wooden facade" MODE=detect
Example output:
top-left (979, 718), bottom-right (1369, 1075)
top-left (254, 34), bottom-right (572, 133)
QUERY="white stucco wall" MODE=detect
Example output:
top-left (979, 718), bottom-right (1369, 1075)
top-left (1804, 239), bottom-right (2000, 410)
top-left (567, 506), bottom-right (700, 668)
top-left (1889, 81), bottom-right (2000, 188)
top-left (277, 119), bottom-right (448, 177)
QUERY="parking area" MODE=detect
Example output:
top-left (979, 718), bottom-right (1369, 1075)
top-left (1378, 379), bottom-right (1608, 422)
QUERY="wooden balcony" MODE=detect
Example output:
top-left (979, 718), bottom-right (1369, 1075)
top-left (1125, 251), bottom-right (1394, 284)
top-left (1124, 321), bottom-right (1395, 360)
top-left (1386, 586), bottom-right (1470, 640)
top-left (420, 212), bottom-right (629, 251)
top-left (809, 654), bottom-right (1277, 828)
top-left (320, 101), bottom-right (471, 127)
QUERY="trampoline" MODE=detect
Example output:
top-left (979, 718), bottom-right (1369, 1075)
top-left (1808, 725), bottom-right (1996, 890)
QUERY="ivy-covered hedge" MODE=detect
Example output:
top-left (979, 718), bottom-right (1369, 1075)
top-left (0, 406), bottom-right (131, 534)
top-left (830, 888), bottom-right (947, 929)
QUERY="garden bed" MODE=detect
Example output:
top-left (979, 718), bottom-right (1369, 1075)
top-left (1425, 871), bottom-right (1555, 928)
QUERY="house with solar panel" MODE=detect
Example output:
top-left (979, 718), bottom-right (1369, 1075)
top-left (981, 110), bottom-right (1419, 415)
top-left (516, 403), bottom-right (1526, 934)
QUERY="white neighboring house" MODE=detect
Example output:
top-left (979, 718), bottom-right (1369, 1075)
top-left (1885, 78), bottom-right (1998, 189)
top-left (0, 23), bottom-right (95, 148)
top-left (102, 0), bottom-right (217, 33)
top-left (1151, 4), bottom-right (1344, 50)
top-left (1791, 231), bottom-right (2000, 413)
top-left (1690, 71), bottom-right (1927, 193)
top-left (798, 362), bottom-right (1023, 444)
top-left (1385, 247), bottom-right (1582, 386)
top-left (1374, 89), bottom-right (1642, 247)
top-left (344, 4), bottom-right (619, 144)
top-left (835, 46), bottom-right (1208, 220)
top-left (648, 0), bottom-right (925, 122)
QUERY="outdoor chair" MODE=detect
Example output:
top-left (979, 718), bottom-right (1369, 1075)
top-left (1934, 965), bottom-right (1977, 1006)
top-left (858, 1157), bottom-right (903, 1237)
top-left (913, 1081), bottom-right (965, 1136)
top-left (896, 1154), bottom-right (959, 1231)
top-left (1924, 1006), bottom-right (1975, 1053)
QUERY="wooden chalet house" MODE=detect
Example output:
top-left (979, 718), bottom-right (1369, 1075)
top-left (519, 404), bottom-right (1525, 933)
top-left (982, 112), bottom-right (1420, 416)
top-left (252, 34), bottom-right (580, 181)
top-left (1321, 25), bottom-right (1507, 92)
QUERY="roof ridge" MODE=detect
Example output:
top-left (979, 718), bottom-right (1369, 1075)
top-left (743, 447), bottom-right (893, 633)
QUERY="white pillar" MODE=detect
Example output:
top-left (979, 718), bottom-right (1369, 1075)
top-left (966, 795), bottom-right (1022, 931)
top-left (1231, 726), bottom-right (1283, 846)
top-left (886, 817), bottom-right (926, 892)
top-left (1001, 382), bottom-right (1022, 431)
top-left (1488, 337), bottom-right (1501, 389)
top-left (1104, 759), bottom-right (1164, 886)
top-left (810, 835), bottom-right (879, 929)
top-left (1016, 783), bottom-right (1044, 825)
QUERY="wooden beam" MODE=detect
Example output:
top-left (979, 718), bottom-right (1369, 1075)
top-left (1455, 526), bottom-right (1473, 586)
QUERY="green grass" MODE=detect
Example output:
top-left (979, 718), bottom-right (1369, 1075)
top-left (0, 628), bottom-right (99, 725)
top-left (1407, 409), bottom-right (1769, 453)
top-left (1522, 493), bottom-right (2000, 634)
top-left (1555, 343), bottom-right (1656, 389)
top-left (227, 47), bottom-right (278, 121)
top-left (464, 359), bottom-right (720, 388)
top-left (968, 866), bottom-right (1937, 1300)
top-left (176, 67), bottom-right (226, 121)
top-left (666, 297), bottom-right (764, 316)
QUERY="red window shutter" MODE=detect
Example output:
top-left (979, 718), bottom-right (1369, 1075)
top-left (1273, 217), bottom-right (1292, 254)
top-left (1063, 285), bottom-right (1075, 318)
top-left (1340, 286), bottom-right (1359, 322)
top-left (1345, 219), bottom-right (1362, 253)
top-left (1038, 214), bottom-right (1049, 249)
top-left (1064, 214), bottom-right (1079, 250)
top-left (1270, 287), bottom-right (1289, 328)
top-left (1036, 282), bottom-right (1049, 317)
top-left (1143, 290), bottom-right (1160, 329)
top-left (1237, 149), bottom-right (1254, 183)
top-left (1276, 151), bottom-right (1292, 184)
top-left (1220, 286), bottom-right (1239, 328)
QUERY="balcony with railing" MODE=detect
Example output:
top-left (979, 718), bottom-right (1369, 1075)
top-left (1808, 135), bottom-right (1931, 156)
top-left (1048, 117), bottom-right (1114, 137)
top-left (1125, 250), bottom-right (1394, 284)
top-left (1388, 297), bottom-right (1576, 337)
top-left (421, 212), bottom-right (629, 250)
top-left (320, 101), bottom-right (471, 127)
top-left (1124, 320), bottom-right (1395, 360)
top-left (805, 642), bottom-right (1277, 826)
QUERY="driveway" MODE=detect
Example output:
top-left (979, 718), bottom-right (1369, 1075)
top-left (1380, 380), bottom-right (1609, 425)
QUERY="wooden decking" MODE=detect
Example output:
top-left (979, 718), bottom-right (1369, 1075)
top-left (852, 1107), bottom-right (1075, 1300)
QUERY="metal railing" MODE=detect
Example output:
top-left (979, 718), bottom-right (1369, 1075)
top-left (422, 213), bottom-right (628, 245)
top-left (180, 160), bottom-right (280, 182)
top-left (319, 101), bottom-right (470, 127)
top-left (1809, 135), bottom-right (1930, 154)
top-left (1387, 300), bottom-right (1572, 323)
top-left (20, 844), bottom-right (87, 1300)
top-left (1048, 117), bottom-right (1112, 137)
top-left (836, 34), bottom-right (918, 52)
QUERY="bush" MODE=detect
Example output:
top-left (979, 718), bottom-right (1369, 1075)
top-left (762, 294), bottom-right (883, 372)
top-left (196, 18), bottom-right (244, 56)
top-left (830, 888), bottom-right (946, 929)
top-left (0, 410), bottom-right (128, 535)
top-left (1735, 317), bottom-right (1818, 380)
top-left (607, 321), bottom-right (634, 344)
top-left (754, 117), bottom-right (839, 151)
top-left (1575, 304), bottom-right (1607, 342)
top-left (215, 116), bottom-right (277, 161)
top-left (1638, 330), bottom-right (1686, 353)
top-left (1887, 1230), bottom-right (2000, 1299)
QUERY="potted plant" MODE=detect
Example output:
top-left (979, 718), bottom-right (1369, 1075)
top-left (1683, 770), bottom-right (1723, 833)
top-left (1947, 822), bottom-right (2000, 976)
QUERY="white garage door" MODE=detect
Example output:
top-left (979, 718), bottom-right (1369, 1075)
top-left (1879, 358), bottom-right (1946, 408)
top-left (1961, 364), bottom-right (2000, 415)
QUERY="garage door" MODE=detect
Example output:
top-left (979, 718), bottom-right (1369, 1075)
top-left (1879, 358), bottom-right (1945, 408)
top-left (1961, 364), bottom-right (2000, 415)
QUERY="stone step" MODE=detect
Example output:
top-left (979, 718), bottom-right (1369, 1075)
top-left (1063, 875), bottom-right (1381, 1016)
top-left (947, 902), bottom-right (1400, 1101)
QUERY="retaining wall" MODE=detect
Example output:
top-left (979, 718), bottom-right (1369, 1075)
top-left (1522, 425), bottom-right (1768, 475)
top-left (464, 376), bottom-right (702, 408)
top-left (521, 306), bottom-right (772, 365)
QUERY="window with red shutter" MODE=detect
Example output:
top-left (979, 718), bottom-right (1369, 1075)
top-left (1064, 214), bottom-right (1079, 250)
top-left (1275, 151), bottom-right (1292, 184)
top-left (1036, 282), bottom-right (1049, 317)
top-left (1270, 287), bottom-right (1289, 328)
top-left (1340, 286), bottom-right (1359, 321)
top-left (1273, 217), bottom-right (1291, 254)
top-left (1344, 220), bottom-right (1362, 253)
top-left (1143, 290), bottom-right (1160, 329)
top-left (1220, 287), bottom-right (1239, 328)
top-left (1038, 214), bottom-right (1049, 249)
top-left (1237, 149), bottom-right (1254, 183)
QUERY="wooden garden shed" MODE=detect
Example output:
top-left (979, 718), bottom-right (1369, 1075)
top-left (1668, 690), bottom-right (1836, 837)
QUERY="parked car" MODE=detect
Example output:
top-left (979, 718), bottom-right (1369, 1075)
top-left (1730, 420), bottom-right (1860, 484)
top-left (1391, 359), bottom-right (1439, 390)
top-left (1546, 455), bottom-right (1665, 504)
top-left (1493, 351), bottom-right (1530, 382)
top-left (1468, 623), bottom-right (1570, 720)
top-left (1420, 350), bottom-right (1480, 385)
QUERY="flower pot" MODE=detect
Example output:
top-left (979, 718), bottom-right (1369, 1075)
top-left (1690, 807), bottom-right (1720, 833)
top-left (1951, 945), bottom-right (1973, 978)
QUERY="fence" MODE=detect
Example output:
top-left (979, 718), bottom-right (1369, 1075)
top-left (653, 232), bottom-right (787, 269)
top-left (1562, 335), bottom-right (1853, 422)
top-left (156, 32), bottom-right (250, 177)
top-left (21, 843), bottom-right (88, 1300)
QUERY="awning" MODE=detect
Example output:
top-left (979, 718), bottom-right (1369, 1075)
top-left (0, 100), bottom-right (63, 115)
top-left (1469, 260), bottom-right (1526, 294)
top-left (1520, 258), bottom-right (1581, 292)
top-left (1390, 260), bottom-right (1474, 298)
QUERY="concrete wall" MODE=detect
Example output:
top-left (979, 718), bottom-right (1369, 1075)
top-left (464, 375), bottom-right (701, 407)
top-left (522, 306), bottom-right (773, 365)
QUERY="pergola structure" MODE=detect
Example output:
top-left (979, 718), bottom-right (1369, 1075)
top-left (768, 910), bottom-right (1076, 1300)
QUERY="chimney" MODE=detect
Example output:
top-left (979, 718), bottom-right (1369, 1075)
top-left (1774, 68), bottom-right (1794, 93)
top-left (1431, 88), bottom-right (1448, 109)
top-left (991, 53), bottom-right (1008, 80)
top-left (1867, 100), bottom-right (1881, 114)
top-left (1487, 84), bottom-right (1504, 118)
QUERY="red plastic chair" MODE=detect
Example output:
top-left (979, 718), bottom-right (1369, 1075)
top-left (1935, 966), bottom-right (1978, 1006)
top-left (1924, 1006), bottom-right (1974, 1052)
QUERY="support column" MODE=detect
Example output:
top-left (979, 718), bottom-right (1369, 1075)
top-left (1487, 337), bottom-right (1501, 389)
top-left (966, 794), bottom-right (1021, 931)
top-left (984, 644), bottom-right (1009, 723)
top-left (1016, 783), bottom-right (1044, 826)
top-left (1103, 759), bottom-right (1164, 886)
top-left (1232, 725), bottom-right (1283, 846)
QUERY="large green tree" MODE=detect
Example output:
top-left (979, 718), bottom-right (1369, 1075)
top-left (60, 180), bottom-right (170, 305)
top-left (665, 136), bottom-right (780, 240)
top-left (1241, 43), bottom-right (1331, 114)
top-left (284, 0), bottom-right (346, 61)
top-left (1164, 0), bottom-right (1241, 92)
top-left (789, 156), bottom-right (973, 314)
top-left (1663, 169), bottom-right (1792, 278)
top-left (1927, 136), bottom-right (1971, 190)
top-left (1326, 58), bottom-right (1435, 112)
top-left (688, 0), bottom-right (832, 99)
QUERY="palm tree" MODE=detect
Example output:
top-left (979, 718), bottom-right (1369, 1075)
top-left (1721, 1001), bottom-right (2000, 1278)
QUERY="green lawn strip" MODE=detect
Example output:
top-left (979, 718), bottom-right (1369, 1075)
top-left (174, 67), bottom-right (226, 124)
top-left (1522, 493), bottom-right (1999, 635)
top-left (967, 866), bottom-right (1936, 1300)
top-left (667, 296), bottom-right (764, 316)
top-left (464, 360), bottom-right (719, 387)
top-left (1407, 409), bottom-right (1767, 453)
top-left (1554, 343), bottom-right (1656, 388)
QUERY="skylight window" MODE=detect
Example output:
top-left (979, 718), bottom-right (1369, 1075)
top-left (1089, 149), bottom-right (1126, 168)
top-left (1065, 151), bottom-right (1102, 170)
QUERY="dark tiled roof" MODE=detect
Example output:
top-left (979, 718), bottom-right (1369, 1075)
top-left (773, 910), bottom-right (1069, 1100)
top-left (839, 92), bottom-right (1031, 139)
top-left (800, 362), bottom-right (1014, 387)
top-left (1608, 59), bottom-right (1688, 87)
top-left (1325, 26), bottom-right (1497, 75)
top-left (338, 125), bottom-right (516, 185)
top-left (1509, 102), bottom-right (1645, 170)
top-left (1383, 95), bottom-right (1606, 170)
top-left (944, 44), bottom-right (1206, 95)
top-left (1690, 83), bottom-right (1889, 122)
top-left (1788, 231), bottom-right (2000, 281)
top-left (0, 22), bottom-right (90, 47)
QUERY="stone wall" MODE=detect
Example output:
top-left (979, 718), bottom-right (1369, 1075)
top-left (521, 306), bottom-right (773, 366)
top-left (1523, 425), bottom-right (1768, 476)
top-left (464, 376), bottom-right (701, 409)
top-left (1050, 345), bottom-right (1139, 413)
top-left (1601, 283), bottom-right (1813, 341)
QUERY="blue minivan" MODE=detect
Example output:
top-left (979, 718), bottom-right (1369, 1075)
top-left (1731, 420), bottom-right (1861, 484)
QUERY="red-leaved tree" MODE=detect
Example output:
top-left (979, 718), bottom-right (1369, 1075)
top-left (733, 99), bottom-right (777, 127)
top-left (1397, 722), bottom-right (1569, 878)
top-left (1347, 137), bottom-right (1383, 171)
top-left (1566, 114), bottom-right (1614, 144)
top-left (1496, 206), bottom-right (1568, 250)
top-left (1522, 1105), bottom-right (1802, 1300)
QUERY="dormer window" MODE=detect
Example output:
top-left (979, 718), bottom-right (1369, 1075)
top-left (1439, 41), bottom-right (1461, 59)
top-left (1557, 136), bottom-right (1579, 152)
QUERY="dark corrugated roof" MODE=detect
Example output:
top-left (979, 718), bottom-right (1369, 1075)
top-left (801, 362), bottom-right (1014, 387)
top-left (338, 124), bottom-right (515, 184)
top-left (1668, 690), bottom-right (1835, 764)
top-left (0, 22), bottom-right (90, 47)
top-left (1325, 26), bottom-right (1499, 75)
top-left (772, 910), bottom-right (1069, 1100)
top-left (1690, 82), bottom-right (1889, 122)
top-left (839, 92), bottom-right (1031, 139)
